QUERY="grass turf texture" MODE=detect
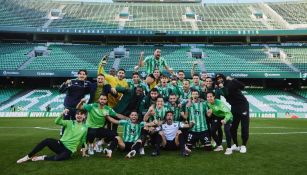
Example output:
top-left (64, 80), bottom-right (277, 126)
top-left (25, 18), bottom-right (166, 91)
top-left (0, 118), bottom-right (307, 175)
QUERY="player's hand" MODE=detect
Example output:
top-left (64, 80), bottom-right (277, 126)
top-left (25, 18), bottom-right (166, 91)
top-left (111, 88), bottom-right (117, 94)
top-left (80, 98), bottom-right (87, 103)
top-left (218, 83), bottom-right (224, 88)
top-left (65, 79), bottom-right (72, 85)
top-left (193, 61), bottom-right (198, 66)
top-left (150, 109), bottom-right (155, 116)
top-left (189, 120), bottom-right (195, 128)
top-left (207, 109), bottom-right (213, 117)
top-left (134, 65), bottom-right (139, 71)
top-left (63, 108), bottom-right (70, 116)
top-left (221, 120), bottom-right (226, 125)
top-left (140, 51), bottom-right (144, 57)
top-left (226, 76), bottom-right (233, 80)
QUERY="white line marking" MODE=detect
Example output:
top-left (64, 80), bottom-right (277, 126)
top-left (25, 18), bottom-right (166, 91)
top-left (250, 127), bottom-right (287, 129)
top-left (250, 132), bottom-right (307, 135)
top-left (0, 126), bottom-right (58, 131)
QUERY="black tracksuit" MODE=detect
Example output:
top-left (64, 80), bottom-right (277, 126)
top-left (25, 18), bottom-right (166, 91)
top-left (220, 79), bottom-right (249, 146)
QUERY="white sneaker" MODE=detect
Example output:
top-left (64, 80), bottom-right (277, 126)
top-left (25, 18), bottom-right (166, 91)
top-left (139, 147), bottom-right (145, 155)
top-left (224, 148), bottom-right (233, 155)
top-left (88, 144), bottom-right (94, 155)
top-left (214, 145), bottom-right (224, 152)
top-left (17, 155), bottom-right (31, 164)
top-left (94, 143), bottom-right (103, 153)
top-left (103, 148), bottom-right (112, 158)
top-left (240, 145), bottom-right (247, 153)
top-left (126, 150), bottom-right (136, 159)
top-left (31, 155), bottom-right (46, 161)
top-left (231, 144), bottom-right (241, 152)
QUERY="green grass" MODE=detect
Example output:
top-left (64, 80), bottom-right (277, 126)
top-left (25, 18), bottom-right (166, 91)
top-left (1, 118), bottom-right (307, 175)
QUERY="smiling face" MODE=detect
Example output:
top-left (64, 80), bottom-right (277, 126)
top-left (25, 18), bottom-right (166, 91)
top-left (205, 78), bottom-right (213, 88)
top-left (178, 71), bottom-right (185, 81)
top-left (150, 91), bottom-right (159, 101)
top-left (154, 49), bottom-right (161, 59)
top-left (191, 91), bottom-right (199, 100)
top-left (75, 111), bottom-right (86, 123)
top-left (98, 95), bottom-right (108, 106)
top-left (78, 71), bottom-right (87, 81)
top-left (132, 74), bottom-right (139, 84)
top-left (129, 111), bottom-right (139, 123)
top-left (153, 69), bottom-right (160, 79)
top-left (97, 75), bottom-right (105, 86)
top-left (117, 70), bottom-right (125, 80)
top-left (156, 97), bottom-right (164, 108)
top-left (183, 80), bottom-right (190, 91)
top-left (169, 94), bottom-right (177, 105)
top-left (207, 92), bottom-right (215, 104)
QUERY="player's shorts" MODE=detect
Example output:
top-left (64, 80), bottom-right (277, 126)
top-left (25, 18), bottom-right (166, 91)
top-left (187, 130), bottom-right (211, 145)
top-left (164, 139), bottom-right (178, 151)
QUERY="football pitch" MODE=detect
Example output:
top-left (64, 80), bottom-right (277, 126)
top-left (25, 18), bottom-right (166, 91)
top-left (1, 118), bottom-right (307, 175)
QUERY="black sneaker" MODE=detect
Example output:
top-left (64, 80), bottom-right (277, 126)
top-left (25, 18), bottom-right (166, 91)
top-left (181, 151), bottom-right (189, 157)
top-left (151, 151), bottom-right (160, 156)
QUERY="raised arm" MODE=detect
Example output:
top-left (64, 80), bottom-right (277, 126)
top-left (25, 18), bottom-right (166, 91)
top-left (76, 98), bottom-right (87, 110)
top-left (143, 106), bottom-right (155, 122)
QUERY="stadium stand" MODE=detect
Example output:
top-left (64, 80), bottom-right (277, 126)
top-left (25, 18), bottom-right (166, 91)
top-left (0, 43), bottom-right (36, 70)
top-left (0, 88), bottom-right (21, 104)
top-left (0, 89), bottom-right (65, 112)
top-left (269, 2), bottom-right (307, 25)
top-left (2, 43), bottom-right (306, 74)
top-left (1, 88), bottom-right (306, 113)
top-left (2, 0), bottom-right (307, 30)
top-left (244, 88), bottom-right (307, 113)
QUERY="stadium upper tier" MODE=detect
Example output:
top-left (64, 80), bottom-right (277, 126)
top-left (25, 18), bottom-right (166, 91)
top-left (0, 0), bottom-right (306, 31)
top-left (1, 43), bottom-right (307, 73)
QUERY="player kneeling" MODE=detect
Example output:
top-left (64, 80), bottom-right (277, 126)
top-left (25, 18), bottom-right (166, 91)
top-left (17, 109), bottom-right (88, 163)
top-left (152, 111), bottom-right (192, 157)
top-left (103, 111), bottom-right (154, 158)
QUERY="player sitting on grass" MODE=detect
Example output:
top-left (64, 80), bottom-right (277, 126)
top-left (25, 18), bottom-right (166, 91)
top-left (103, 111), bottom-right (155, 158)
top-left (152, 111), bottom-right (192, 157)
top-left (17, 109), bottom-right (88, 163)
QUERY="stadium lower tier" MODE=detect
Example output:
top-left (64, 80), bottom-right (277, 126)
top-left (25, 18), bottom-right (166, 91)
top-left (0, 88), bottom-right (306, 118)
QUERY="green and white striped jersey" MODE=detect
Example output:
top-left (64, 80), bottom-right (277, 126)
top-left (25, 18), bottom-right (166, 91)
top-left (164, 103), bottom-right (182, 122)
top-left (143, 55), bottom-right (167, 74)
top-left (119, 120), bottom-right (145, 143)
top-left (186, 101), bottom-right (208, 132)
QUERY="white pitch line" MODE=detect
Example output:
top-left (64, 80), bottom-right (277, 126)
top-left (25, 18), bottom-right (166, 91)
top-left (0, 126), bottom-right (59, 131)
top-left (250, 127), bottom-right (288, 129)
top-left (250, 132), bottom-right (307, 135)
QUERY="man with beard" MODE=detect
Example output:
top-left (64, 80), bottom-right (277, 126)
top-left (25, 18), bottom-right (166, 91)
top-left (215, 73), bottom-right (250, 153)
top-left (88, 74), bottom-right (116, 104)
top-left (139, 88), bottom-right (159, 119)
top-left (76, 94), bottom-right (128, 156)
top-left (104, 111), bottom-right (155, 158)
top-left (135, 49), bottom-right (174, 75)
top-left (113, 85), bottom-right (145, 117)
top-left (152, 111), bottom-right (192, 157)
